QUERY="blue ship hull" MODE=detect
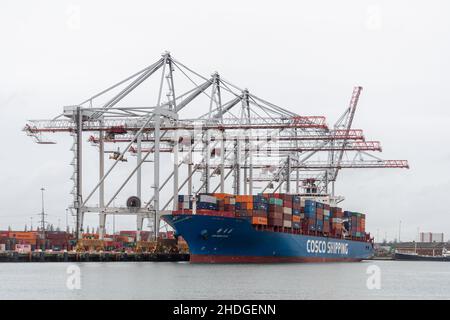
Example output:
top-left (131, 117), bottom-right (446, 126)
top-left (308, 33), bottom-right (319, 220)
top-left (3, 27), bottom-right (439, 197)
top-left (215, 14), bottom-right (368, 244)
top-left (162, 214), bottom-right (374, 263)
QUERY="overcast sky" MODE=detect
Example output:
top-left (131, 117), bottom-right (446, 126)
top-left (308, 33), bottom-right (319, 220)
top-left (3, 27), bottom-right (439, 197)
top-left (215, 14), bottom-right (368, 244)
top-left (1, 0), bottom-right (449, 241)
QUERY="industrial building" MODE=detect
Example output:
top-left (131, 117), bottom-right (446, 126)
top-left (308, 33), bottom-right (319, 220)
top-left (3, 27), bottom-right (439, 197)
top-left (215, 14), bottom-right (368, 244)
top-left (394, 242), bottom-right (449, 257)
top-left (419, 232), bottom-right (444, 243)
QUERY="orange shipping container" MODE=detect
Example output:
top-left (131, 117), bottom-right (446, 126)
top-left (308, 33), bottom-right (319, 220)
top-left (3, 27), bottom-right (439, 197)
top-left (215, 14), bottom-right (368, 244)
top-left (213, 193), bottom-right (232, 199)
top-left (236, 195), bottom-right (253, 203)
top-left (252, 217), bottom-right (268, 225)
top-left (292, 215), bottom-right (301, 223)
top-left (239, 202), bottom-right (253, 210)
top-left (223, 196), bottom-right (236, 204)
top-left (16, 239), bottom-right (37, 246)
top-left (9, 231), bottom-right (38, 240)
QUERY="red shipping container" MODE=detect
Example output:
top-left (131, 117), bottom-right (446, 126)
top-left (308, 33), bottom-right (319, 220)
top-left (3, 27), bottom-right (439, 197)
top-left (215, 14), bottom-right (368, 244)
top-left (252, 210), bottom-right (267, 217)
top-left (268, 218), bottom-right (283, 226)
top-left (236, 210), bottom-right (252, 217)
top-left (224, 204), bottom-right (235, 212)
top-left (331, 207), bottom-right (343, 219)
top-left (268, 204), bottom-right (283, 213)
top-left (173, 210), bottom-right (192, 215)
top-left (268, 212), bottom-right (283, 219)
top-left (284, 200), bottom-right (293, 208)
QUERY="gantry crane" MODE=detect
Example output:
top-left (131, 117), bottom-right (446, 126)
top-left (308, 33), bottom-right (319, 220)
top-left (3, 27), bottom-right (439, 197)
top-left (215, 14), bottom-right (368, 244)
top-left (23, 52), bottom-right (409, 240)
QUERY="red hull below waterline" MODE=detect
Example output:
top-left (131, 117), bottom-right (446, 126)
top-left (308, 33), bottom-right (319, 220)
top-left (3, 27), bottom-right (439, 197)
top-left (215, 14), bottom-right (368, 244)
top-left (190, 254), bottom-right (363, 264)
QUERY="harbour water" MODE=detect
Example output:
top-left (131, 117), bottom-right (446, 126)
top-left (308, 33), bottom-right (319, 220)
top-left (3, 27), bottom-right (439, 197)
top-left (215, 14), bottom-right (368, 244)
top-left (1, 260), bottom-right (449, 299)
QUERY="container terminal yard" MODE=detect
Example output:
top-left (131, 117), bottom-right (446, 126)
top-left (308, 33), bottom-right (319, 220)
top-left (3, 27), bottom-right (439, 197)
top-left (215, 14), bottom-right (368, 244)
top-left (12, 52), bottom-right (409, 263)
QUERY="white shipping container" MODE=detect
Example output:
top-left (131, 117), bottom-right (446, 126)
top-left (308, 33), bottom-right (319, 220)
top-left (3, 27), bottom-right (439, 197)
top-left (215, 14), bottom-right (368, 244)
top-left (0, 244), bottom-right (5, 252)
top-left (199, 195), bottom-right (216, 203)
top-left (15, 244), bottom-right (31, 253)
top-left (283, 220), bottom-right (292, 228)
top-left (283, 207), bottom-right (292, 215)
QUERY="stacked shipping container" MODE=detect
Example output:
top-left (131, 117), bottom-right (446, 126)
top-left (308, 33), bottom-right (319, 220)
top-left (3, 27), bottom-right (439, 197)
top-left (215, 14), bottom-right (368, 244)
top-left (267, 195), bottom-right (283, 227)
top-left (323, 204), bottom-right (330, 233)
top-left (281, 194), bottom-right (292, 228)
top-left (0, 230), bottom-right (176, 252)
top-left (343, 211), bottom-right (366, 238)
top-left (292, 195), bottom-right (302, 229)
top-left (250, 195), bottom-right (269, 225)
top-left (331, 207), bottom-right (344, 236)
top-left (303, 200), bottom-right (316, 231)
top-left (175, 193), bottom-right (367, 239)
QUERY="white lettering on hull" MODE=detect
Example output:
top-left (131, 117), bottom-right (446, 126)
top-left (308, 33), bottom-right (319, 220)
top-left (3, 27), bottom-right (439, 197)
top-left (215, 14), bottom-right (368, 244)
top-left (306, 240), bottom-right (349, 255)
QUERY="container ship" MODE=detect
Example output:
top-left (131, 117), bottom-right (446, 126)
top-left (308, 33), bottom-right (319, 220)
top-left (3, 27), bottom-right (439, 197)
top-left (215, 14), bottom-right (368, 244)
top-left (162, 193), bottom-right (374, 263)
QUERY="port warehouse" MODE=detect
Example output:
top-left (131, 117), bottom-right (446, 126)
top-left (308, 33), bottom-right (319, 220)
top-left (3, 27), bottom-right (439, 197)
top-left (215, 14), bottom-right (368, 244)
top-left (22, 53), bottom-right (408, 247)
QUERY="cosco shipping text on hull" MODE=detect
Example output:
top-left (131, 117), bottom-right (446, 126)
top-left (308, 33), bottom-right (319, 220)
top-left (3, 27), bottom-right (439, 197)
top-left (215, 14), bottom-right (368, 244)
top-left (162, 214), bottom-right (374, 263)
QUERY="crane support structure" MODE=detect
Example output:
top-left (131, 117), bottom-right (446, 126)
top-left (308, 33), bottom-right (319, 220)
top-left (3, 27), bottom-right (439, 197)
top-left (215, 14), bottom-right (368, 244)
top-left (23, 52), bottom-right (409, 239)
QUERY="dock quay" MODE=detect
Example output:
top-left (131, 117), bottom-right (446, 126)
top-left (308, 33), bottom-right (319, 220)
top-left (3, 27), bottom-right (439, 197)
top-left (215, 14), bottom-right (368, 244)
top-left (0, 251), bottom-right (189, 263)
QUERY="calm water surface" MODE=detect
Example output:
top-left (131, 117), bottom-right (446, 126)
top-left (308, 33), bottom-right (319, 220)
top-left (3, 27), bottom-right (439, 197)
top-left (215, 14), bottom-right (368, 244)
top-left (1, 260), bottom-right (449, 299)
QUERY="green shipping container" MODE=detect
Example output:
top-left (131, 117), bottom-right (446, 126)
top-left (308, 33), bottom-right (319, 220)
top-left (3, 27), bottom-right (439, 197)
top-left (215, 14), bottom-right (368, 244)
top-left (269, 198), bottom-right (283, 206)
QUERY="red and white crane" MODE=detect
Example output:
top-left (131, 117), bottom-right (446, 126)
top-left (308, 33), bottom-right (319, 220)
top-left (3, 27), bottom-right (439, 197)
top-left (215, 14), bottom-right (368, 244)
top-left (23, 52), bottom-right (409, 240)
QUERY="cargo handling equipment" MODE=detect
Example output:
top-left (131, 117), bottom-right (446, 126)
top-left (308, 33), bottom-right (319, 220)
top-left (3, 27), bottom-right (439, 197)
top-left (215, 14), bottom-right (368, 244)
top-left (23, 52), bottom-right (409, 249)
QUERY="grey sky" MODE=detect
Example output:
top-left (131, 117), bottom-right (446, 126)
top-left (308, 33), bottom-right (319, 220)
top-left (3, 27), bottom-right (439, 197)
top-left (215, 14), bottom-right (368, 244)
top-left (1, 0), bottom-right (449, 241)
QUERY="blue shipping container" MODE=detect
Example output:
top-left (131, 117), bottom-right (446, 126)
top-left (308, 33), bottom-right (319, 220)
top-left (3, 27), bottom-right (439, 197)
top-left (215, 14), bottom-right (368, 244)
top-left (304, 200), bottom-right (315, 208)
